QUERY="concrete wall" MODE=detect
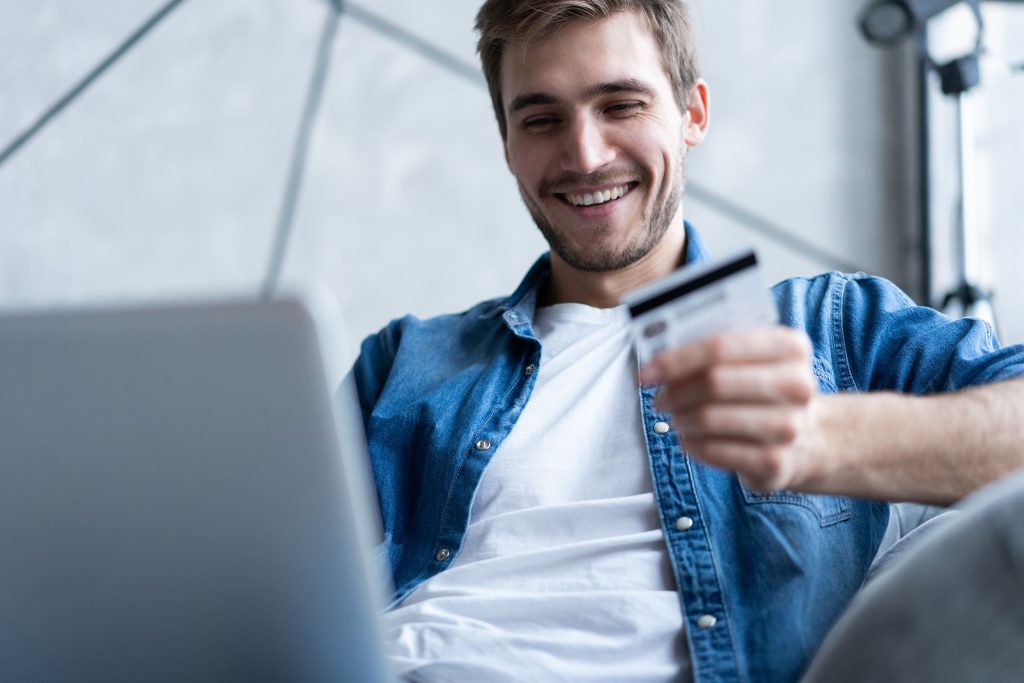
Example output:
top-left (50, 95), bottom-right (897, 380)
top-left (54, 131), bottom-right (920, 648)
top-left (4, 0), bottom-right (1015, 371)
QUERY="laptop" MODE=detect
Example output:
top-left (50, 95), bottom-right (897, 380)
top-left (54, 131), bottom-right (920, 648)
top-left (0, 296), bottom-right (394, 682)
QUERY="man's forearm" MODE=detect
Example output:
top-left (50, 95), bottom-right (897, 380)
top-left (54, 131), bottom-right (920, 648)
top-left (801, 378), bottom-right (1024, 505)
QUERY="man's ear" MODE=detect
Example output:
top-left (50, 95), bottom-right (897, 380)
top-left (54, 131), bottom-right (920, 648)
top-left (682, 80), bottom-right (710, 148)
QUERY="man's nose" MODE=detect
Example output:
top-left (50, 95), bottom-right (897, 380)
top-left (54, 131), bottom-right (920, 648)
top-left (562, 117), bottom-right (615, 174)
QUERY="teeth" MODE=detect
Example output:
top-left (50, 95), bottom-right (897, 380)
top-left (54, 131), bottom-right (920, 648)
top-left (566, 184), bottom-right (630, 207)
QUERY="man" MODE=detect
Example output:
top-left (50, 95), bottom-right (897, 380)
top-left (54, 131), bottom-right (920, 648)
top-left (351, 1), bottom-right (1024, 681)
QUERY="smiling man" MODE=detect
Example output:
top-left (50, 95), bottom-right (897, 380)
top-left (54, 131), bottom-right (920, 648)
top-left (501, 8), bottom-right (701, 306)
top-left (351, 1), bottom-right (1024, 681)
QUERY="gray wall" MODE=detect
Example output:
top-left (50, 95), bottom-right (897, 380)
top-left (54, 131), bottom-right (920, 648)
top-left (686, 1), bottom-right (920, 296)
top-left (1, 0), bottom-right (1017, 370)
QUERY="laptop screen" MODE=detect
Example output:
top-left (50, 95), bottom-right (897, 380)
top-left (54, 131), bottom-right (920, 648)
top-left (0, 297), bottom-right (392, 682)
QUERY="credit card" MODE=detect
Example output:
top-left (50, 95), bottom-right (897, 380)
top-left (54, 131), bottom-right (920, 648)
top-left (622, 250), bottom-right (778, 366)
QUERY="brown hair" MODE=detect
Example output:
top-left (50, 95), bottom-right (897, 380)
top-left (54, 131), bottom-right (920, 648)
top-left (475, 0), bottom-right (699, 139)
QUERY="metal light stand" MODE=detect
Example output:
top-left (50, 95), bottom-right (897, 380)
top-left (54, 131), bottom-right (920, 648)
top-left (923, 4), bottom-right (1000, 326)
top-left (937, 55), bottom-right (999, 325)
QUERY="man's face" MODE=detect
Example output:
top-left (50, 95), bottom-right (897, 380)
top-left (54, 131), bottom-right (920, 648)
top-left (500, 11), bottom-right (705, 273)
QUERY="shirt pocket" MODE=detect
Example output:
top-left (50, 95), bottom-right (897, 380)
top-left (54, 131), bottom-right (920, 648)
top-left (738, 483), bottom-right (853, 527)
top-left (733, 355), bottom-right (850, 526)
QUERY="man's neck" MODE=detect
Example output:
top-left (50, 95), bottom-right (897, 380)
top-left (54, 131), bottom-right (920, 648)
top-left (542, 223), bottom-right (687, 308)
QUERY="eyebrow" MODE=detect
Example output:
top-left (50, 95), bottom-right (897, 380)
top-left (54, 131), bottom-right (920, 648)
top-left (508, 79), bottom-right (658, 116)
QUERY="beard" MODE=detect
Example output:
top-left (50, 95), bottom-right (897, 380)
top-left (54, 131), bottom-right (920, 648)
top-left (518, 153), bottom-right (685, 273)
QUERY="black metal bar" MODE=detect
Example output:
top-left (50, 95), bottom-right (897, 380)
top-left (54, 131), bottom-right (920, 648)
top-left (918, 40), bottom-right (934, 306)
top-left (0, 0), bottom-right (190, 170)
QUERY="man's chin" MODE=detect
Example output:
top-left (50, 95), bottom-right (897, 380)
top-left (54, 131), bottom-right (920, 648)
top-left (549, 240), bottom-right (652, 273)
top-left (525, 199), bottom-right (669, 273)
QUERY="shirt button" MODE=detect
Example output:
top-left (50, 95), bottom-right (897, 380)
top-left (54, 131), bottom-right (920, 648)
top-left (697, 614), bottom-right (718, 629)
top-left (525, 364), bottom-right (536, 376)
top-left (653, 421), bottom-right (670, 434)
top-left (435, 548), bottom-right (450, 562)
top-left (475, 439), bottom-right (492, 452)
top-left (675, 516), bottom-right (694, 531)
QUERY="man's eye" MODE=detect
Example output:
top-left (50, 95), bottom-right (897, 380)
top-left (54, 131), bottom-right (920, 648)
top-left (606, 102), bottom-right (643, 117)
top-left (523, 116), bottom-right (558, 131)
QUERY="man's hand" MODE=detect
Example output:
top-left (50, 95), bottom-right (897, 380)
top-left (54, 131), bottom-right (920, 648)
top-left (638, 326), bottom-right (821, 491)
top-left (639, 328), bottom-right (1024, 504)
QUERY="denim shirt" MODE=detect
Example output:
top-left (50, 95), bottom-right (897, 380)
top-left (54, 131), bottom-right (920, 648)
top-left (352, 223), bottom-right (1024, 683)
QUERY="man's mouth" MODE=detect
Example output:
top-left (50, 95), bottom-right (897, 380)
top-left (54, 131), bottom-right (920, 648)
top-left (555, 182), bottom-right (637, 208)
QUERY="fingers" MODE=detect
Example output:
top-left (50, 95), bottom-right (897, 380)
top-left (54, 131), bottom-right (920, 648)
top-left (639, 326), bottom-right (811, 386)
top-left (637, 327), bottom-right (819, 492)
top-left (674, 404), bottom-right (807, 444)
top-left (655, 361), bottom-right (815, 413)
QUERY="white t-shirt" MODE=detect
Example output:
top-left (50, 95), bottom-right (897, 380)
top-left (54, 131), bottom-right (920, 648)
top-left (381, 303), bottom-right (690, 682)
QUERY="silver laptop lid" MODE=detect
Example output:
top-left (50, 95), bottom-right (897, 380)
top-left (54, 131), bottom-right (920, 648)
top-left (0, 297), bottom-right (392, 682)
